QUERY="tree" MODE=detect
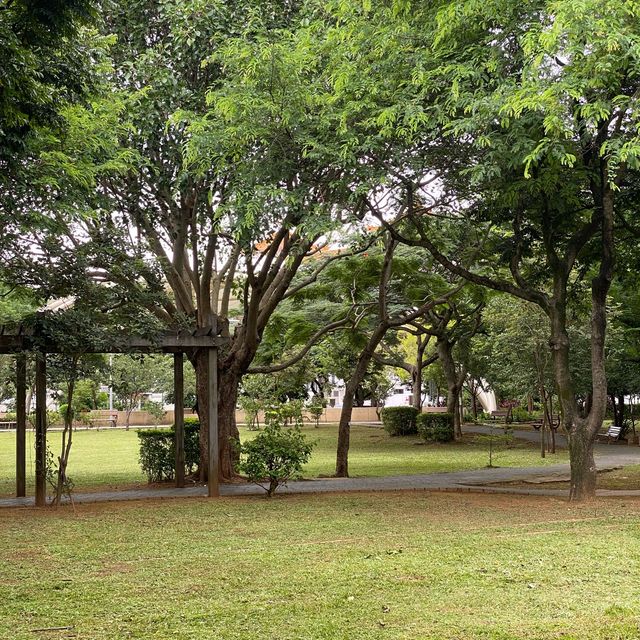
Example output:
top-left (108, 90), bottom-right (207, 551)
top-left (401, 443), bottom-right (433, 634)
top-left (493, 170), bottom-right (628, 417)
top-left (328, 235), bottom-right (459, 477)
top-left (605, 270), bottom-right (640, 436)
top-left (322, 0), bottom-right (640, 499)
top-left (418, 299), bottom-right (484, 439)
top-left (34, 305), bottom-right (111, 506)
top-left (110, 355), bottom-right (166, 430)
top-left (374, 330), bottom-right (438, 410)
top-left (5, 1), bottom-right (371, 482)
top-left (478, 295), bottom-right (557, 454)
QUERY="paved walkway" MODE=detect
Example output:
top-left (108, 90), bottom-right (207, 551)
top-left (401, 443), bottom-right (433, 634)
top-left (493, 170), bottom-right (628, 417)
top-left (2, 427), bottom-right (640, 508)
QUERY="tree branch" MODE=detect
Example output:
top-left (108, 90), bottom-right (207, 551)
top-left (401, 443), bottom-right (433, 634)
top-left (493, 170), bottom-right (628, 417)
top-left (247, 316), bottom-right (353, 374)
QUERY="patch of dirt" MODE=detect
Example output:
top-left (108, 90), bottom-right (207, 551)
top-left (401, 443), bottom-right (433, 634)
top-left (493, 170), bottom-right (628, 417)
top-left (93, 562), bottom-right (134, 578)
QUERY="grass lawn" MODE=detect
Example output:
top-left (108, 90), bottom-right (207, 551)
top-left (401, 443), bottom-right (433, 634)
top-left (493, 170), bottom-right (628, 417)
top-left (497, 464), bottom-right (640, 492)
top-left (0, 424), bottom-right (569, 497)
top-left (1, 492), bottom-right (640, 639)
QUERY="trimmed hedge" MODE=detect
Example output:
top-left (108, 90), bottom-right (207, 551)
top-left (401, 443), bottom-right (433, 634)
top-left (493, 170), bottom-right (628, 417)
top-left (137, 417), bottom-right (200, 482)
top-left (381, 406), bottom-right (419, 436)
top-left (417, 413), bottom-right (455, 443)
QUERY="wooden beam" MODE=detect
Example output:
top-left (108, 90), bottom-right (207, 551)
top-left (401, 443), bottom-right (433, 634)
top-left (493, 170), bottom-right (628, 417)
top-left (0, 331), bottom-right (229, 355)
top-left (16, 353), bottom-right (26, 498)
top-left (174, 353), bottom-right (185, 488)
top-left (35, 353), bottom-right (46, 507)
top-left (207, 348), bottom-right (219, 497)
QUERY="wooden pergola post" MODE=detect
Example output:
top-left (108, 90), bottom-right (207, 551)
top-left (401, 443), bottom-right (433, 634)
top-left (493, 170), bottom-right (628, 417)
top-left (207, 347), bottom-right (219, 497)
top-left (0, 324), bottom-right (228, 506)
top-left (35, 352), bottom-right (47, 507)
top-left (16, 353), bottom-right (27, 498)
top-left (174, 353), bottom-right (185, 488)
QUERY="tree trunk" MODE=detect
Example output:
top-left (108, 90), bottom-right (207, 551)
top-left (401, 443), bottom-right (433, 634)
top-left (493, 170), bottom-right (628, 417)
top-left (336, 326), bottom-right (387, 477)
top-left (411, 366), bottom-right (422, 410)
top-left (617, 393), bottom-right (625, 429)
top-left (335, 382), bottom-right (356, 477)
top-left (437, 337), bottom-right (463, 439)
top-left (567, 423), bottom-right (597, 500)
top-left (411, 336), bottom-right (428, 410)
top-left (539, 385), bottom-right (547, 459)
top-left (547, 393), bottom-right (556, 454)
top-left (548, 183), bottom-right (613, 500)
top-left (53, 378), bottom-right (76, 507)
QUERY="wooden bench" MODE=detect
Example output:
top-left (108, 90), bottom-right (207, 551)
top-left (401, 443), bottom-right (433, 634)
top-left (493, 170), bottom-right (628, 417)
top-left (490, 410), bottom-right (510, 422)
top-left (88, 412), bottom-right (118, 430)
top-left (0, 421), bottom-right (17, 430)
top-left (598, 424), bottom-right (622, 443)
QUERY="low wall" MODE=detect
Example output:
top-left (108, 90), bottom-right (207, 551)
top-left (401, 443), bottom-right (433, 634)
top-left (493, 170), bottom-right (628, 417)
top-left (234, 405), bottom-right (447, 425)
top-left (1, 405), bottom-right (447, 428)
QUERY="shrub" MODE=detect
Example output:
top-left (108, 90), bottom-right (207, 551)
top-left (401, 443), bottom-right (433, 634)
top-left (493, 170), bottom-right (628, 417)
top-left (417, 413), bottom-right (455, 443)
top-left (236, 425), bottom-right (314, 497)
top-left (510, 407), bottom-right (533, 423)
top-left (264, 401), bottom-right (304, 429)
top-left (381, 406), bottom-right (419, 436)
top-left (137, 419), bottom-right (200, 483)
top-left (183, 417), bottom-right (200, 473)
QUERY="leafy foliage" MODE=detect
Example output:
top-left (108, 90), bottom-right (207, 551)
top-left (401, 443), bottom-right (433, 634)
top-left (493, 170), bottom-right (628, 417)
top-left (417, 413), bottom-right (454, 443)
top-left (137, 419), bottom-right (199, 483)
top-left (306, 396), bottom-right (326, 427)
top-left (381, 406), bottom-right (419, 436)
top-left (237, 425), bottom-right (314, 497)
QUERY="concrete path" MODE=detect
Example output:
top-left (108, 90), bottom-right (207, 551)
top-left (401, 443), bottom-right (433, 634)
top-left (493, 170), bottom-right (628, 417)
top-left (2, 426), bottom-right (640, 508)
top-left (466, 424), bottom-right (640, 466)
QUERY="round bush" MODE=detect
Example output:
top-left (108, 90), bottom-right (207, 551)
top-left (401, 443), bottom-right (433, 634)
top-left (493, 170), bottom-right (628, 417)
top-left (417, 413), bottom-right (454, 443)
top-left (237, 425), bottom-right (314, 497)
top-left (381, 406), bottom-right (419, 436)
top-left (137, 419), bottom-right (200, 483)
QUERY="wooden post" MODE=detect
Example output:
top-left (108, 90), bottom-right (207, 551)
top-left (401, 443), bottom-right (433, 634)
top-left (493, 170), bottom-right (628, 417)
top-left (16, 353), bottom-right (27, 498)
top-left (35, 352), bottom-right (47, 507)
top-left (207, 347), bottom-right (219, 497)
top-left (174, 353), bottom-right (185, 488)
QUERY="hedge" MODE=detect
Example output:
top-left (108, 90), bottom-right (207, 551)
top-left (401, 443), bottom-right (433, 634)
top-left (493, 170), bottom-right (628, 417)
top-left (381, 406), bottom-right (419, 436)
top-left (137, 417), bottom-right (200, 482)
top-left (416, 413), bottom-right (455, 443)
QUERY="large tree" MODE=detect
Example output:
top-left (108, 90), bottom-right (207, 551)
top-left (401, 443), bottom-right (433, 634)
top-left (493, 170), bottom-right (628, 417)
top-left (322, 0), bottom-right (640, 499)
top-left (3, 1), bottom-right (376, 481)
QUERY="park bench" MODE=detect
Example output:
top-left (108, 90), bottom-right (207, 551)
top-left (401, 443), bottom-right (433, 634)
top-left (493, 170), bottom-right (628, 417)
top-left (88, 411), bottom-right (118, 430)
top-left (490, 410), bottom-right (510, 422)
top-left (0, 421), bottom-right (17, 430)
top-left (532, 416), bottom-right (560, 432)
top-left (597, 424), bottom-right (622, 444)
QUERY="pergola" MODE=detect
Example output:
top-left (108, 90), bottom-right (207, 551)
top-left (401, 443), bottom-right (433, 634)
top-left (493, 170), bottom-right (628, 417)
top-left (0, 321), bottom-right (229, 506)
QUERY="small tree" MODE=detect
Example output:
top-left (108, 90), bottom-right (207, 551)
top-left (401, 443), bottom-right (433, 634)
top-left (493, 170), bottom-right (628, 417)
top-left (306, 396), bottom-right (327, 428)
top-left (143, 400), bottom-right (166, 426)
top-left (238, 395), bottom-right (262, 431)
top-left (237, 424), bottom-right (314, 497)
top-left (111, 355), bottom-right (164, 430)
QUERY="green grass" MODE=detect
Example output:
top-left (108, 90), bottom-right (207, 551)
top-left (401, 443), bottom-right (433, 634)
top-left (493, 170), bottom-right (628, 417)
top-left (1, 493), bottom-right (640, 639)
top-left (0, 424), bottom-right (569, 496)
top-left (499, 464), bottom-right (640, 491)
